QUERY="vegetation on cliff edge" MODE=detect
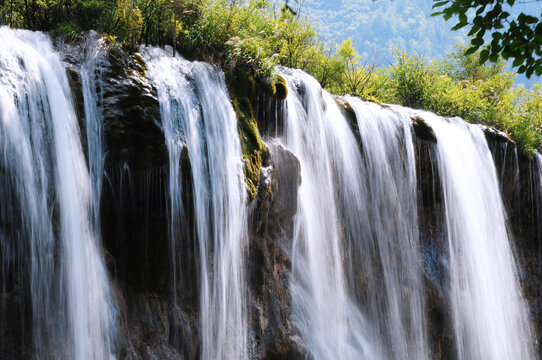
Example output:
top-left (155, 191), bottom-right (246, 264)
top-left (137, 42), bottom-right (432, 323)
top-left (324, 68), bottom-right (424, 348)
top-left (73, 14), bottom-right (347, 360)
top-left (1, 0), bottom-right (540, 153)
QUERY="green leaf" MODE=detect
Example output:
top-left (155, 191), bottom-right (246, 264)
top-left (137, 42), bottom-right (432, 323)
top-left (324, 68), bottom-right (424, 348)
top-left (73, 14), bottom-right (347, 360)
top-left (432, 1), bottom-right (448, 9)
top-left (480, 49), bottom-right (490, 63)
top-left (452, 22), bottom-right (468, 30)
top-left (459, 13), bottom-right (467, 24)
top-left (465, 46), bottom-right (478, 55)
top-left (476, 5), bottom-right (487, 15)
top-left (506, 0), bottom-right (515, 6)
top-left (471, 36), bottom-right (484, 46)
top-left (524, 15), bottom-right (538, 24)
top-left (512, 56), bottom-right (524, 67)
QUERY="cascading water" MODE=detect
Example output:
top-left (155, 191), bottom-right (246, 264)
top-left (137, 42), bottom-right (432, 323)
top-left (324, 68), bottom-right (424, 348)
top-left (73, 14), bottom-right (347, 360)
top-left (280, 69), bottom-right (379, 359)
top-left (141, 47), bottom-right (193, 312)
top-left (144, 47), bottom-right (249, 360)
top-left (280, 69), bottom-right (429, 359)
top-left (536, 154), bottom-right (542, 244)
top-left (344, 99), bottom-right (428, 359)
top-left (0, 27), bottom-right (539, 360)
top-left (421, 112), bottom-right (535, 360)
top-left (80, 31), bottom-right (108, 227)
top-left (0, 27), bottom-right (115, 359)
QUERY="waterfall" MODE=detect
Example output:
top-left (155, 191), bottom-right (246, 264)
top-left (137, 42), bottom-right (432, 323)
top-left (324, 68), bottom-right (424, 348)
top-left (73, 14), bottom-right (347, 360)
top-left (421, 112), bottom-right (534, 359)
top-left (0, 27), bottom-right (539, 360)
top-left (144, 47), bottom-right (249, 360)
top-left (280, 69), bottom-right (428, 359)
top-left (344, 99), bottom-right (428, 359)
top-left (0, 27), bottom-right (115, 359)
top-left (280, 69), bottom-right (379, 359)
top-left (80, 31), bottom-right (107, 228)
top-left (536, 154), bottom-right (542, 245)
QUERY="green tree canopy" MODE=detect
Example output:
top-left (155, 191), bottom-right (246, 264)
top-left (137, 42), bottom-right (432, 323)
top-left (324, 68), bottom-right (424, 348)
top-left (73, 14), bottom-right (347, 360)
top-left (432, 0), bottom-right (542, 77)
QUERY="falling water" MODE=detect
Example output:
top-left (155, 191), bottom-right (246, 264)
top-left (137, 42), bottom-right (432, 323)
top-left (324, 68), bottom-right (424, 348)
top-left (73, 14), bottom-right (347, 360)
top-left (141, 47), bottom-right (192, 310)
top-left (345, 99), bottom-right (428, 359)
top-left (536, 153), bottom-right (542, 243)
top-left (80, 31), bottom-right (108, 227)
top-left (144, 47), bottom-right (249, 359)
top-left (421, 112), bottom-right (534, 360)
top-left (280, 69), bottom-right (379, 359)
top-left (0, 27), bottom-right (115, 359)
top-left (1, 27), bottom-right (538, 360)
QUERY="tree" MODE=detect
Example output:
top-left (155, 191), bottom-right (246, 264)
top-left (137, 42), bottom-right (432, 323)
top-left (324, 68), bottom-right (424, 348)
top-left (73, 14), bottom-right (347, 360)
top-left (432, 0), bottom-right (542, 77)
top-left (336, 39), bottom-right (375, 96)
top-left (442, 44), bottom-right (506, 81)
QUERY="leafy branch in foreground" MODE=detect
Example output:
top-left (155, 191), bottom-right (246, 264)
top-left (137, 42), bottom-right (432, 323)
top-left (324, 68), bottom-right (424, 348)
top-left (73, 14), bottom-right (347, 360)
top-left (432, 0), bottom-right (542, 77)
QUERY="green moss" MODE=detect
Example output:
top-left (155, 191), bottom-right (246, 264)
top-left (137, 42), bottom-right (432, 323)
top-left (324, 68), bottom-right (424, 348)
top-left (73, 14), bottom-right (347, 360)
top-left (226, 70), bottom-right (270, 201)
top-left (334, 96), bottom-right (356, 124)
top-left (131, 53), bottom-right (148, 77)
top-left (334, 95), bottom-right (361, 145)
top-left (366, 95), bottom-right (390, 109)
top-left (57, 21), bottom-right (81, 42)
top-left (272, 75), bottom-right (288, 100)
top-left (105, 36), bottom-right (147, 79)
top-left (233, 94), bottom-right (266, 200)
top-left (107, 44), bottom-right (126, 78)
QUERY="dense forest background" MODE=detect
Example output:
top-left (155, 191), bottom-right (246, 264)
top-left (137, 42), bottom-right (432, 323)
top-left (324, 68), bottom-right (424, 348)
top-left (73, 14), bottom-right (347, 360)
top-left (0, 0), bottom-right (541, 153)
top-left (301, 0), bottom-right (541, 87)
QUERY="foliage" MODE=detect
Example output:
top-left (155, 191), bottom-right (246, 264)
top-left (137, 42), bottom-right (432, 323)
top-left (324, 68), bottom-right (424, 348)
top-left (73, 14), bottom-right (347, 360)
top-left (432, 0), bottom-right (542, 77)
top-left (369, 47), bottom-right (542, 153)
top-left (1, 0), bottom-right (540, 153)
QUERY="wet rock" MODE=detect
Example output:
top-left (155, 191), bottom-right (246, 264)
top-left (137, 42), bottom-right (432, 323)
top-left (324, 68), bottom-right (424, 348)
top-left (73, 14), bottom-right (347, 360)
top-left (248, 142), bottom-right (304, 359)
top-left (412, 115), bottom-right (437, 143)
top-left (114, 289), bottom-right (199, 360)
top-left (227, 70), bottom-right (272, 201)
top-left (272, 75), bottom-right (288, 100)
top-left (101, 43), bottom-right (167, 172)
top-left (483, 126), bottom-right (513, 144)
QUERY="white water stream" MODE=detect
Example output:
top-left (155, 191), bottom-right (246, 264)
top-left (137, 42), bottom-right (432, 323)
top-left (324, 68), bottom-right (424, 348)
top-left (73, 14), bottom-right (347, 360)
top-left (422, 112), bottom-right (534, 360)
top-left (144, 47), bottom-right (249, 360)
top-left (0, 27), bottom-right (115, 360)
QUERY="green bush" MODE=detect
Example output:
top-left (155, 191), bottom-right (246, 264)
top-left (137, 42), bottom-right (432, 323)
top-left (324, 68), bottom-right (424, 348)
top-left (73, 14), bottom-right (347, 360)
top-left (1, 0), bottom-right (540, 153)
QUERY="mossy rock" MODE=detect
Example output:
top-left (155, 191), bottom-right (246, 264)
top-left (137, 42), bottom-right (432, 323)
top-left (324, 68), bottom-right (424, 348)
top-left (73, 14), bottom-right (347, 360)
top-left (334, 95), bottom-right (361, 146)
top-left (106, 40), bottom-right (147, 80)
top-left (226, 70), bottom-right (271, 201)
top-left (65, 67), bottom-right (85, 122)
top-left (366, 95), bottom-right (390, 109)
top-left (232, 94), bottom-right (269, 200)
top-left (482, 126), bottom-right (514, 145)
top-left (272, 75), bottom-right (288, 100)
top-left (411, 115), bottom-right (437, 143)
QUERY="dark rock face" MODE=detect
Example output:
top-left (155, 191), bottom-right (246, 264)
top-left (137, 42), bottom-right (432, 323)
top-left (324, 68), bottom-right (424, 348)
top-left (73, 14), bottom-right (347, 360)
top-left (247, 143), bottom-right (303, 359)
top-left (102, 45), bottom-right (167, 172)
top-left (415, 138), bottom-right (456, 360)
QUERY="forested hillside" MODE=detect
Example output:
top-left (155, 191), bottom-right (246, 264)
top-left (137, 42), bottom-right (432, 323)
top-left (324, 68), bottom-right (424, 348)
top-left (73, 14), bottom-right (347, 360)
top-left (301, 0), bottom-right (541, 87)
